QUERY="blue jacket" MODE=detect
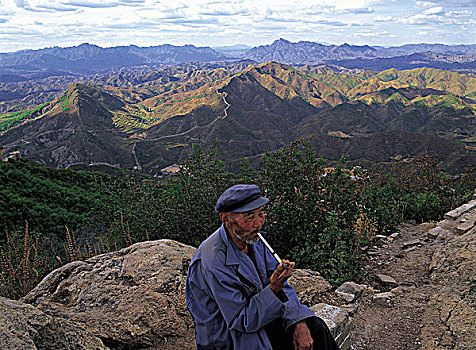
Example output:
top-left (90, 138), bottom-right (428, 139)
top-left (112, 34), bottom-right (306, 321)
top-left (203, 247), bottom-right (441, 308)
top-left (185, 225), bottom-right (315, 349)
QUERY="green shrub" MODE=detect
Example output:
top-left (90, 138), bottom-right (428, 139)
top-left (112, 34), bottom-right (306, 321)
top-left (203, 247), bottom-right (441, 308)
top-left (1, 140), bottom-right (475, 298)
top-left (240, 140), bottom-right (369, 284)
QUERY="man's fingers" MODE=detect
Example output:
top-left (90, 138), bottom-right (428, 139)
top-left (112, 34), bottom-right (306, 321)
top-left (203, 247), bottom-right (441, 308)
top-left (277, 261), bottom-right (294, 279)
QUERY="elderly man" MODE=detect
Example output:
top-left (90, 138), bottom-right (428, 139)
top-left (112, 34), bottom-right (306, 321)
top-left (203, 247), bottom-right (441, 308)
top-left (185, 184), bottom-right (340, 350)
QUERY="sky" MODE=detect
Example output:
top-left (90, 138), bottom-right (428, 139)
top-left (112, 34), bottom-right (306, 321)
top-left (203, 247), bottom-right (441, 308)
top-left (0, 0), bottom-right (474, 53)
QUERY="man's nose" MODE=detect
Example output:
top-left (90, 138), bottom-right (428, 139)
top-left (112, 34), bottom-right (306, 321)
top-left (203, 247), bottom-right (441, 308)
top-left (252, 217), bottom-right (262, 228)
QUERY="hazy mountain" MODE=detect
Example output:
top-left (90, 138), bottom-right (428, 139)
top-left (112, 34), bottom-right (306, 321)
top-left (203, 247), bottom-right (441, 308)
top-left (2, 40), bottom-right (475, 80)
top-left (243, 39), bottom-right (476, 74)
top-left (325, 52), bottom-right (476, 74)
top-left (212, 44), bottom-right (253, 57)
top-left (0, 43), bottom-right (229, 75)
top-left (377, 43), bottom-right (476, 56)
top-left (244, 39), bottom-right (378, 64)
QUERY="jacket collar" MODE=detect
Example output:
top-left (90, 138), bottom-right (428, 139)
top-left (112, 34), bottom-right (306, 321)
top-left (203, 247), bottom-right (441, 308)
top-left (218, 224), bottom-right (264, 289)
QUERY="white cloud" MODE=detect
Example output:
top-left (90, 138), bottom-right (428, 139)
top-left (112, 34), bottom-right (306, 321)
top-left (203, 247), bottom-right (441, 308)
top-left (422, 6), bottom-right (444, 15)
top-left (62, 1), bottom-right (120, 8)
top-left (0, 0), bottom-right (473, 52)
top-left (14, 0), bottom-right (29, 8)
top-left (354, 30), bottom-right (396, 37)
top-left (415, 1), bottom-right (436, 8)
top-left (419, 0), bottom-right (475, 7)
top-left (396, 4), bottom-right (451, 26)
top-left (200, 3), bottom-right (249, 16)
top-left (445, 10), bottom-right (473, 17)
top-left (374, 15), bottom-right (392, 22)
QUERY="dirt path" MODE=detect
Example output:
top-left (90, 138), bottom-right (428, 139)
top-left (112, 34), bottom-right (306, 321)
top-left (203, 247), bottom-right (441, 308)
top-left (345, 199), bottom-right (476, 350)
top-left (350, 221), bottom-right (435, 349)
top-left (131, 90), bottom-right (230, 170)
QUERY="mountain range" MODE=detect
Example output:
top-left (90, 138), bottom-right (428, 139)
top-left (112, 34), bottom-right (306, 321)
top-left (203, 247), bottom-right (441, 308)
top-left (1, 39), bottom-right (474, 79)
top-left (1, 61), bottom-right (475, 175)
top-left (0, 43), bottom-right (228, 77)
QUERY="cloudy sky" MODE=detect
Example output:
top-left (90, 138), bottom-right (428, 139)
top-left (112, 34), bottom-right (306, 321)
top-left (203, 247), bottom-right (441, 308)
top-left (0, 0), bottom-right (474, 53)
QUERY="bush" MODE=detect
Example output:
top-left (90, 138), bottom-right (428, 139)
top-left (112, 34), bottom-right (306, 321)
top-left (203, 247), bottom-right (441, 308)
top-left (1, 140), bottom-right (475, 298)
top-left (254, 140), bottom-right (369, 284)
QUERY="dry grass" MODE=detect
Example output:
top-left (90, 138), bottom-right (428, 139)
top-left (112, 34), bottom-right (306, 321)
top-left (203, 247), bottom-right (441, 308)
top-left (0, 222), bottom-right (40, 299)
top-left (353, 205), bottom-right (378, 245)
top-left (0, 212), bottom-right (137, 300)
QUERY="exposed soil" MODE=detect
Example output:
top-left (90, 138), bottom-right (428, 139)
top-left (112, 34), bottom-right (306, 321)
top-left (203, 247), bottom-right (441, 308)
top-left (336, 201), bottom-right (476, 350)
top-left (349, 221), bottom-right (436, 350)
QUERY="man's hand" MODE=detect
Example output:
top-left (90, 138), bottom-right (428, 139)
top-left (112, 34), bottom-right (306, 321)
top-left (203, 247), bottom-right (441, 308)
top-left (293, 320), bottom-right (313, 350)
top-left (270, 260), bottom-right (294, 294)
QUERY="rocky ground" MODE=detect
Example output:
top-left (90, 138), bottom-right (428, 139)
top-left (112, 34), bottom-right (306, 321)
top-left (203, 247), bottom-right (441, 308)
top-left (345, 200), bottom-right (476, 350)
top-left (2, 198), bottom-right (474, 349)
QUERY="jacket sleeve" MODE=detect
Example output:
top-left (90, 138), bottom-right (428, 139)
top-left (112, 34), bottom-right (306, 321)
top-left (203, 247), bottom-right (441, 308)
top-left (202, 264), bottom-right (286, 333)
top-left (259, 242), bottom-right (316, 331)
top-left (281, 280), bottom-right (316, 331)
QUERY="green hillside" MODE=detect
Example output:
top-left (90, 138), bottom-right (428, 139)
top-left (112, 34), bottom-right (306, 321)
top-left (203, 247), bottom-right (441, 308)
top-left (2, 63), bottom-right (475, 136)
top-left (1, 142), bottom-right (474, 300)
top-left (0, 63), bottom-right (475, 174)
top-left (0, 158), bottom-right (123, 239)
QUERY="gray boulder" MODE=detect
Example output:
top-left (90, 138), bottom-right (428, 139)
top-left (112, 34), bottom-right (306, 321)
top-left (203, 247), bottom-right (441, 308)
top-left (0, 297), bottom-right (107, 350)
top-left (19, 239), bottom-right (335, 349)
top-left (21, 239), bottom-right (197, 350)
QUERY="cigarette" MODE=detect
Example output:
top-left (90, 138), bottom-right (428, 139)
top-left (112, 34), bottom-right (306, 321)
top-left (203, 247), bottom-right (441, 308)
top-left (257, 232), bottom-right (290, 268)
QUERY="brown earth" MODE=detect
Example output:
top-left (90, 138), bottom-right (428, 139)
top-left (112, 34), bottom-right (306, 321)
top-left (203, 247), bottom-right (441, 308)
top-left (345, 200), bottom-right (476, 350)
top-left (8, 198), bottom-right (475, 349)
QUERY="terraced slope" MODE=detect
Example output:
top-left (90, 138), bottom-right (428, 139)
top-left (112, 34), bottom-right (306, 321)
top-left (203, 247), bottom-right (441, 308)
top-left (0, 63), bottom-right (475, 173)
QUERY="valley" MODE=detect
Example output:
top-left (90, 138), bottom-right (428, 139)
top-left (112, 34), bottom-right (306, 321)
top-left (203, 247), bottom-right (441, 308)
top-left (0, 61), bottom-right (475, 175)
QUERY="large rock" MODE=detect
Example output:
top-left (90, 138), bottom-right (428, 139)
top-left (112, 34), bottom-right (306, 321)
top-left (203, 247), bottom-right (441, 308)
top-left (310, 303), bottom-right (351, 350)
top-left (20, 239), bottom-right (334, 349)
top-left (422, 209), bottom-right (476, 349)
top-left (375, 273), bottom-right (398, 289)
top-left (0, 297), bottom-right (107, 349)
top-left (21, 239), bottom-right (197, 350)
top-left (443, 200), bottom-right (476, 220)
top-left (288, 269), bottom-right (332, 306)
top-left (335, 281), bottom-right (365, 303)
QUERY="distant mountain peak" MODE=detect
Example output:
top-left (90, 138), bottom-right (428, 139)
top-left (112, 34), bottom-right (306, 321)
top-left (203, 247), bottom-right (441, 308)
top-left (77, 43), bottom-right (98, 48)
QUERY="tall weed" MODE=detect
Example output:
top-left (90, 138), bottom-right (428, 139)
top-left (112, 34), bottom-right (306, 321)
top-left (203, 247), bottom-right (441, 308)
top-left (0, 222), bottom-right (42, 299)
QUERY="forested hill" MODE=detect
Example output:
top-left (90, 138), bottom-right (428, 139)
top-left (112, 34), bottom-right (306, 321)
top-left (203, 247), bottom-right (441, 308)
top-left (1, 63), bottom-right (475, 175)
top-left (0, 157), bottom-right (123, 240)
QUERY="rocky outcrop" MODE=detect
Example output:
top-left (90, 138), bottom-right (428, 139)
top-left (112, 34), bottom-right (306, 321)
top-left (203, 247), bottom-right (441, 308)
top-left (347, 194), bottom-right (476, 350)
top-left (18, 239), bottom-right (342, 349)
top-left (288, 268), bottom-right (332, 306)
top-left (0, 297), bottom-right (107, 349)
top-left (11, 196), bottom-right (476, 349)
top-left (21, 239), bottom-right (197, 350)
top-left (421, 200), bottom-right (476, 350)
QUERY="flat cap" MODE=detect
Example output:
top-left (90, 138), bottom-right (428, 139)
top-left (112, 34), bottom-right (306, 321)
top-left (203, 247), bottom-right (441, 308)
top-left (215, 184), bottom-right (270, 213)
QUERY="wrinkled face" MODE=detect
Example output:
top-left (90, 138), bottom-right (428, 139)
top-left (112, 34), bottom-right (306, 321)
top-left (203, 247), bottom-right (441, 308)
top-left (226, 207), bottom-right (266, 244)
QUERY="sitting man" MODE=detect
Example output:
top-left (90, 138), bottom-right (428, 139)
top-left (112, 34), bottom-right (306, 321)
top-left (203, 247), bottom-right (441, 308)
top-left (185, 184), bottom-right (340, 349)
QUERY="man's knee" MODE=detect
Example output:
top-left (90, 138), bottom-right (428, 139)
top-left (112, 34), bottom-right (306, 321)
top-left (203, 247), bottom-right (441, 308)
top-left (306, 316), bottom-right (329, 335)
top-left (305, 316), bottom-right (340, 350)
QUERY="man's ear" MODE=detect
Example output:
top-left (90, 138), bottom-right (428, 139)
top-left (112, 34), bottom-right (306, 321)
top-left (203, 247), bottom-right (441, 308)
top-left (219, 212), bottom-right (228, 223)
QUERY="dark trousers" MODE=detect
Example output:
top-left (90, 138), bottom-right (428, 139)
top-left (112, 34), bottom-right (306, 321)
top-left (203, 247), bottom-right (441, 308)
top-left (265, 316), bottom-right (340, 350)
